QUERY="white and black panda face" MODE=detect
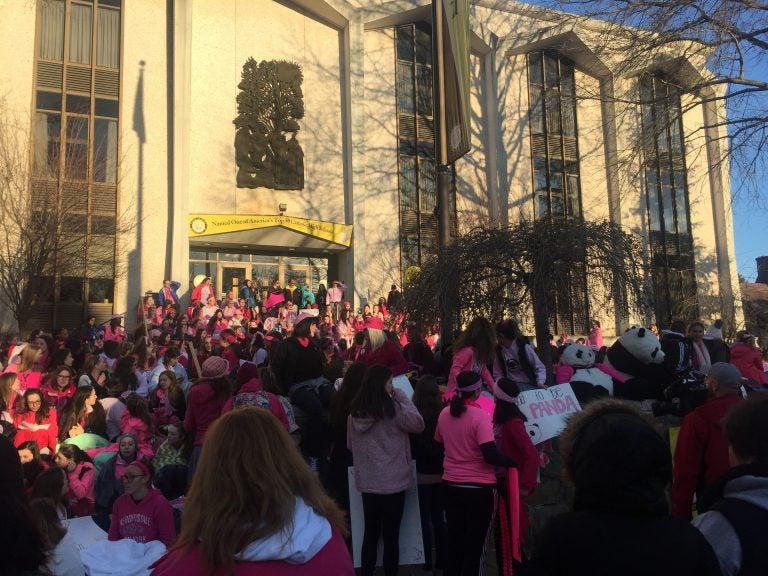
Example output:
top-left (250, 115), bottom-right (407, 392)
top-left (560, 343), bottom-right (595, 368)
top-left (618, 327), bottom-right (665, 365)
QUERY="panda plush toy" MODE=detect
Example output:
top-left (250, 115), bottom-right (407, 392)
top-left (557, 344), bottom-right (614, 404)
top-left (598, 327), bottom-right (668, 400)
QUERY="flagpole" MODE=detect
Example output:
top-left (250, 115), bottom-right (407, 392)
top-left (433, 0), bottom-right (454, 350)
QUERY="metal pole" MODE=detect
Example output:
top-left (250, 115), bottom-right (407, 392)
top-left (432, 0), bottom-right (454, 350)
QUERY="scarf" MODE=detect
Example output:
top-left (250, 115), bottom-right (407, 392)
top-left (692, 340), bottom-right (712, 375)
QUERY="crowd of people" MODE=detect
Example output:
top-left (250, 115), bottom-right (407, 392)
top-left (1, 280), bottom-right (768, 575)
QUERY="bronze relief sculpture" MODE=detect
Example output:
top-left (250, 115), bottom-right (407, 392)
top-left (234, 58), bottom-right (305, 190)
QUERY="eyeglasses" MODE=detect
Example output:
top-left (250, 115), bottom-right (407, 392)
top-left (27, 400), bottom-right (42, 406)
top-left (122, 474), bottom-right (145, 482)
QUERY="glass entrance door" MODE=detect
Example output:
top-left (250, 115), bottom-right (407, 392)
top-left (219, 265), bottom-right (248, 300)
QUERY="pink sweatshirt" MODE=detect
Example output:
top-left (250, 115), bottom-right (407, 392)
top-left (446, 346), bottom-right (495, 399)
top-left (65, 461), bottom-right (96, 517)
top-left (108, 488), bottom-right (176, 547)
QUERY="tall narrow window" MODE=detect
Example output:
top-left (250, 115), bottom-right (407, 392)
top-left (640, 75), bottom-right (698, 325)
top-left (39, 0), bottom-right (65, 61)
top-left (527, 51), bottom-right (582, 220)
top-left (527, 50), bottom-right (587, 335)
top-left (31, 0), bottom-right (122, 324)
top-left (395, 23), bottom-right (454, 281)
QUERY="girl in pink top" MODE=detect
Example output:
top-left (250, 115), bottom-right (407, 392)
top-left (445, 317), bottom-right (496, 399)
top-left (56, 444), bottom-right (96, 516)
top-left (108, 461), bottom-right (176, 546)
top-left (435, 371), bottom-right (517, 576)
top-left (14, 388), bottom-right (58, 455)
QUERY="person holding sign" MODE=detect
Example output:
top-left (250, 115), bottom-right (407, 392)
top-left (435, 371), bottom-right (517, 576)
top-left (493, 378), bottom-right (540, 573)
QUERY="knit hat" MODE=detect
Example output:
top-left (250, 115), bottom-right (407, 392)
top-left (201, 356), bottom-right (230, 379)
top-left (364, 316), bottom-right (384, 331)
top-left (709, 362), bottom-right (743, 389)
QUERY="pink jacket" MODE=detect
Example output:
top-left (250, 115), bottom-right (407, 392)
top-left (446, 346), bottom-right (495, 398)
top-left (150, 530), bottom-right (354, 576)
top-left (65, 461), bottom-right (96, 517)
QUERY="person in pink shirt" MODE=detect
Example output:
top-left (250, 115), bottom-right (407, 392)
top-left (435, 372), bottom-right (517, 576)
top-left (109, 461), bottom-right (176, 547)
top-left (445, 317), bottom-right (496, 399)
top-left (14, 388), bottom-right (58, 456)
top-left (587, 319), bottom-right (603, 349)
top-left (55, 444), bottom-right (96, 516)
top-left (11, 344), bottom-right (44, 393)
top-left (104, 316), bottom-right (126, 344)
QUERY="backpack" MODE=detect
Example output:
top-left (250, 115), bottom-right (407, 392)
top-left (711, 497), bottom-right (768, 576)
top-left (495, 337), bottom-right (537, 387)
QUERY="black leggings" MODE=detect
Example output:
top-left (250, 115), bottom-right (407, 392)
top-left (361, 491), bottom-right (406, 576)
top-left (443, 483), bottom-right (497, 576)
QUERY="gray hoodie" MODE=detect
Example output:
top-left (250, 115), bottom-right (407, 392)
top-left (693, 474), bottom-right (768, 576)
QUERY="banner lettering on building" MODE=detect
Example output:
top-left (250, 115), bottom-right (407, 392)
top-left (188, 214), bottom-right (353, 247)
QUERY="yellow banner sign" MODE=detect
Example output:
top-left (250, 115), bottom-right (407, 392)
top-left (188, 214), bottom-right (353, 247)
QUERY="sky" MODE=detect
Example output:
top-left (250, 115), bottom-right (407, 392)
top-left (732, 199), bottom-right (765, 282)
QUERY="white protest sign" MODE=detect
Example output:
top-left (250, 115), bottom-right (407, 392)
top-left (516, 383), bottom-right (581, 443)
top-left (392, 374), bottom-right (414, 398)
top-left (348, 464), bottom-right (425, 568)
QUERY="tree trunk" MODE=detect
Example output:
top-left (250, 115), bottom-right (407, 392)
top-left (532, 289), bottom-right (554, 386)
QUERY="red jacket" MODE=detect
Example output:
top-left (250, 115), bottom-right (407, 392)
top-left (14, 408), bottom-right (58, 454)
top-left (184, 381), bottom-right (227, 446)
top-left (671, 393), bottom-right (743, 519)
top-left (150, 530), bottom-right (354, 576)
top-left (729, 342), bottom-right (768, 384)
top-left (495, 416), bottom-right (540, 543)
top-left (359, 340), bottom-right (410, 375)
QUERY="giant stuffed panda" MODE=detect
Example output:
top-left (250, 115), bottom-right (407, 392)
top-left (598, 327), bottom-right (669, 400)
top-left (558, 344), bottom-right (614, 404)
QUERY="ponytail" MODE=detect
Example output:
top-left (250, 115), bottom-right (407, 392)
top-left (449, 393), bottom-right (467, 417)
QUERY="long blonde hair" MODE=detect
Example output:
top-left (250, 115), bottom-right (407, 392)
top-left (0, 373), bottom-right (19, 412)
top-left (19, 344), bottom-right (41, 373)
top-left (174, 407), bottom-right (347, 573)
